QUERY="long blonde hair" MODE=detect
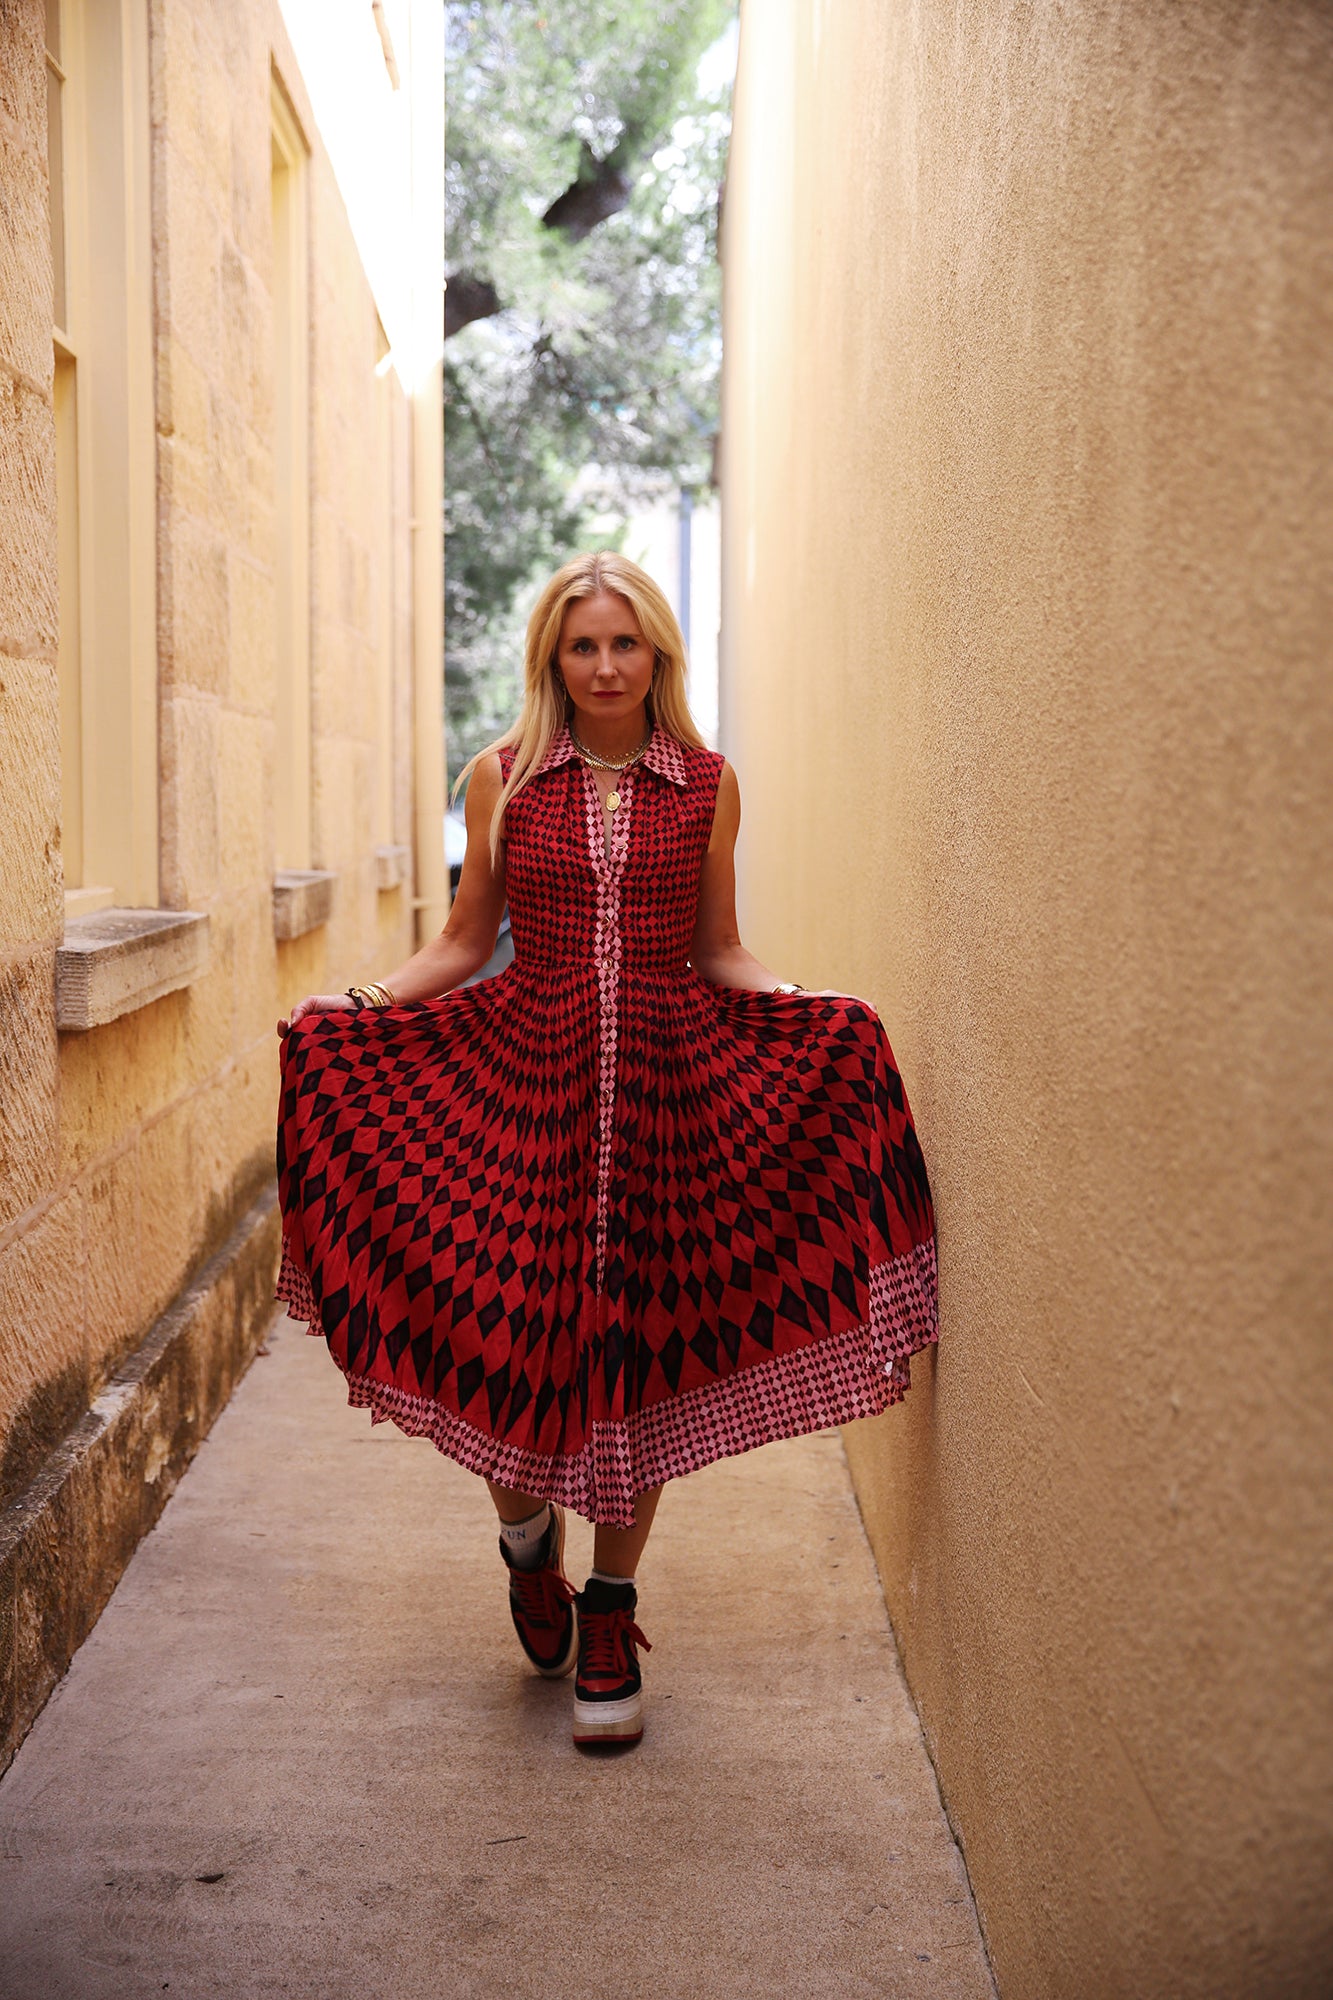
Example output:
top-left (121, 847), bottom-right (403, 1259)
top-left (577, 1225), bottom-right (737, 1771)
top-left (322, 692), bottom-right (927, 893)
top-left (454, 550), bottom-right (706, 863)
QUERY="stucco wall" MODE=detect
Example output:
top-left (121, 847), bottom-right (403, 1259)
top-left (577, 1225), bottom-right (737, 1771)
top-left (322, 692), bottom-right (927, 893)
top-left (0, 0), bottom-right (419, 1507)
top-left (722, 4), bottom-right (1332, 1995)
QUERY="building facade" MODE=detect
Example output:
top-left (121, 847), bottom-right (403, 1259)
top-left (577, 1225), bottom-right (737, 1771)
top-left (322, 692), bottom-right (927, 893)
top-left (722, 4), bottom-right (1331, 1996)
top-left (0, 0), bottom-right (444, 1770)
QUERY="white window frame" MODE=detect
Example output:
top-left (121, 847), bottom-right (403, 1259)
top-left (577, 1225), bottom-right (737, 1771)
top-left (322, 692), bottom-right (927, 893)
top-left (270, 73), bottom-right (312, 873)
top-left (50, 0), bottom-right (159, 918)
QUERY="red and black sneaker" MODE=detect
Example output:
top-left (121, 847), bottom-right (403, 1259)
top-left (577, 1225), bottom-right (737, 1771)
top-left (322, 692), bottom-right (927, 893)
top-left (499, 1505), bottom-right (578, 1679)
top-left (572, 1578), bottom-right (652, 1746)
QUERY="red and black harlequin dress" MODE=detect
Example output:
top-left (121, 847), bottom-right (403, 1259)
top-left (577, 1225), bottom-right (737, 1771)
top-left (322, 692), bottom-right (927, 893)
top-left (276, 724), bottom-right (938, 1527)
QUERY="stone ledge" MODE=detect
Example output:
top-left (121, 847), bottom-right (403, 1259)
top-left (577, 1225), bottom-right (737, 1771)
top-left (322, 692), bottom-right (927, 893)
top-left (0, 1183), bottom-right (281, 1778)
top-left (273, 869), bottom-right (336, 941)
top-left (56, 909), bottom-right (210, 1031)
top-left (374, 844), bottom-right (412, 892)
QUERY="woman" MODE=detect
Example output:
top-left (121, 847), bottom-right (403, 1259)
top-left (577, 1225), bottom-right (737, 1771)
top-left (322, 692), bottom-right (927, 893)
top-left (276, 551), bottom-right (937, 1750)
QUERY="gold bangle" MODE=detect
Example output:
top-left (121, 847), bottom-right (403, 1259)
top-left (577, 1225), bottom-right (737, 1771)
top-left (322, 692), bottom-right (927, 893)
top-left (347, 983), bottom-right (393, 1010)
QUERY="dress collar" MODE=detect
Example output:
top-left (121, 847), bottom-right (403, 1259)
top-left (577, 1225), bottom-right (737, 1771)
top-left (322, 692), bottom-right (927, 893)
top-left (534, 722), bottom-right (687, 786)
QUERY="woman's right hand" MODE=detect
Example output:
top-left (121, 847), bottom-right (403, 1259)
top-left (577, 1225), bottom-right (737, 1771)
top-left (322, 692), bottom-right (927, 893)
top-left (276, 993), bottom-right (357, 1039)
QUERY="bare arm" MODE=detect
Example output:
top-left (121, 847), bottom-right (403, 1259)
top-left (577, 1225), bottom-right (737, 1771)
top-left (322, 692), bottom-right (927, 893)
top-left (375, 753), bottom-right (508, 999)
top-left (278, 753), bottom-right (508, 1034)
top-left (688, 762), bottom-right (785, 991)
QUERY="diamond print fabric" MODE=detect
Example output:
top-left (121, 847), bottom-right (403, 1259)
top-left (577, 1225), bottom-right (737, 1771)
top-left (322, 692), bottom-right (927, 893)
top-left (276, 724), bottom-right (939, 1526)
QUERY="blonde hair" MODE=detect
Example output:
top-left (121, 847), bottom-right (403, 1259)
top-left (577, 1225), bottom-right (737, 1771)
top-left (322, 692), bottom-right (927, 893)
top-left (454, 550), bottom-right (706, 864)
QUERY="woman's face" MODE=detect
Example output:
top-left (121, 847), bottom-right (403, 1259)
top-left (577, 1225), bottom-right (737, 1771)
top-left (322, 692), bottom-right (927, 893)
top-left (556, 591), bottom-right (654, 728)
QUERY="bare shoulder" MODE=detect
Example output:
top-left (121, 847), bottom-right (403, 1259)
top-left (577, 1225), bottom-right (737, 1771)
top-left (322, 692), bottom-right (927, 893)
top-left (708, 757), bottom-right (741, 846)
top-left (463, 750), bottom-right (505, 820)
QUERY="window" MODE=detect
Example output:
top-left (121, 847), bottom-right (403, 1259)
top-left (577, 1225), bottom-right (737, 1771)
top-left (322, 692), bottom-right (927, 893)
top-left (47, 0), bottom-right (158, 917)
top-left (270, 75), bottom-right (312, 872)
top-left (374, 325), bottom-right (398, 852)
top-left (46, 0), bottom-right (68, 333)
top-left (48, 0), bottom-right (84, 900)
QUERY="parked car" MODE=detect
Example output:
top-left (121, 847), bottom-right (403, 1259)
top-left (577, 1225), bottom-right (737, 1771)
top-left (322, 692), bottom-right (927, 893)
top-left (444, 807), bottom-right (468, 895)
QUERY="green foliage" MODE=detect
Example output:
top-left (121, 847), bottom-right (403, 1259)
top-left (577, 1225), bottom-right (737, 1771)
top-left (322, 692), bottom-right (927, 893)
top-left (444, 0), bottom-right (733, 780)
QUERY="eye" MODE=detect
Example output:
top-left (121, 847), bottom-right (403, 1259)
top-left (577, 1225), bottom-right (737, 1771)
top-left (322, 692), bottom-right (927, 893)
top-left (616, 634), bottom-right (640, 649)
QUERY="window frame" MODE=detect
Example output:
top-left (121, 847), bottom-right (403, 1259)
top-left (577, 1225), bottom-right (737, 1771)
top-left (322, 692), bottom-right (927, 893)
top-left (49, 0), bottom-right (159, 917)
top-left (270, 72), bottom-right (313, 874)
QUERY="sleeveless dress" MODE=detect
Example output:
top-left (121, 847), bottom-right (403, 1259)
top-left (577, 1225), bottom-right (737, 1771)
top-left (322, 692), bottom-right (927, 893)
top-left (275, 723), bottom-right (938, 1526)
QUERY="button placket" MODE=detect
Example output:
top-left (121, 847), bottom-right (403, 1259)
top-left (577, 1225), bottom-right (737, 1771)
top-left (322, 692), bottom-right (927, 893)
top-left (580, 763), bottom-right (633, 1295)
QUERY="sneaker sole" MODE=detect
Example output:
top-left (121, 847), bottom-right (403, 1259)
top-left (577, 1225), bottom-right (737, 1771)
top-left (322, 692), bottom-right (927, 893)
top-left (572, 1691), bottom-right (643, 1744)
top-left (531, 1505), bottom-right (578, 1681)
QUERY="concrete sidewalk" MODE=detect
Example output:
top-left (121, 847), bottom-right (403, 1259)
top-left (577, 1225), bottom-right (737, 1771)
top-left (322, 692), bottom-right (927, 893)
top-left (0, 1315), bottom-right (994, 2000)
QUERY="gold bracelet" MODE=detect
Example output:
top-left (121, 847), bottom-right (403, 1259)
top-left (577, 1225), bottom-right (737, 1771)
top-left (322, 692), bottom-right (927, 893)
top-left (346, 982), bottom-right (396, 1011)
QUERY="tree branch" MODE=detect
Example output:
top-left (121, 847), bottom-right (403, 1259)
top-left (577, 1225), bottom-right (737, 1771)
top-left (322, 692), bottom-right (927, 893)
top-left (445, 272), bottom-right (502, 340)
top-left (540, 138), bottom-right (636, 243)
top-left (446, 136), bottom-right (646, 341)
top-left (444, 371), bottom-right (506, 483)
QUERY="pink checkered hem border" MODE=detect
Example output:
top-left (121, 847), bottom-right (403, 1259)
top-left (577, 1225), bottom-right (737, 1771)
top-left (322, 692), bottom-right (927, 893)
top-left (276, 1236), bottom-right (938, 1528)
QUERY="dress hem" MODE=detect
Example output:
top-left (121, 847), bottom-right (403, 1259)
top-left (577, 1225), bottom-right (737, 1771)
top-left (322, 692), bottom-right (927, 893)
top-left (276, 1237), bottom-right (937, 1528)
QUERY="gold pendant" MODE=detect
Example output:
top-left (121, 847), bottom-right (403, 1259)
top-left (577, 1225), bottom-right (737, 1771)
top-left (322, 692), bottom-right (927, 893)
top-left (606, 790), bottom-right (621, 812)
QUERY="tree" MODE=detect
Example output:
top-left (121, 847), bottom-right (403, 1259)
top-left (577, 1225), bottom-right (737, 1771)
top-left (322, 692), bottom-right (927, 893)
top-left (445, 0), bottom-right (733, 779)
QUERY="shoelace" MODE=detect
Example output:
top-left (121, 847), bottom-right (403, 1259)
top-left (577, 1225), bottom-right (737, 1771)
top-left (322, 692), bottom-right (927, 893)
top-left (510, 1564), bottom-right (575, 1631)
top-left (578, 1606), bottom-right (652, 1680)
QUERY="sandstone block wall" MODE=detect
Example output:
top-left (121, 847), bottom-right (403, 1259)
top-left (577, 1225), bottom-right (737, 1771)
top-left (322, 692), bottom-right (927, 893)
top-left (722, 3), bottom-right (1332, 1995)
top-left (0, 0), bottom-right (423, 1586)
top-left (1, 0), bottom-right (71, 1506)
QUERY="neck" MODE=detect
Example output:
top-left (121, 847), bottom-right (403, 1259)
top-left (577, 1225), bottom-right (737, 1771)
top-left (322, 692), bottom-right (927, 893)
top-left (569, 706), bottom-right (651, 760)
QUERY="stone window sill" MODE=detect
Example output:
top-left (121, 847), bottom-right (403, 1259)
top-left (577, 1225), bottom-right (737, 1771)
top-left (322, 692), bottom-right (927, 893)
top-left (56, 909), bottom-right (210, 1032)
top-left (374, 844), bottom-right (411, 892)
top-left (273, 869), bottom-right (336, 941)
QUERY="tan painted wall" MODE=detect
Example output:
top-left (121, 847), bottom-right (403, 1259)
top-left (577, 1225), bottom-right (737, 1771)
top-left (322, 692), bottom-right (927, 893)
top-left (722, 4), bottom-right (1333, 1995)
top-left (0, 0), bottom-right (423, 1506)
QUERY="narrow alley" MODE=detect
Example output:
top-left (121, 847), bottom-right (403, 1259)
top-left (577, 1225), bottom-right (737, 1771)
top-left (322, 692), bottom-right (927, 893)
top-left (3, 2), bottom-right (1328, 1994)
top-left (0, 1316), bottom-right (994, 2000)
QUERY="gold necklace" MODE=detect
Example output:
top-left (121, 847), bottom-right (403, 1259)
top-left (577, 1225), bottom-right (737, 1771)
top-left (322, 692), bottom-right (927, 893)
top-left (570, 725), bottom-right (651, 812)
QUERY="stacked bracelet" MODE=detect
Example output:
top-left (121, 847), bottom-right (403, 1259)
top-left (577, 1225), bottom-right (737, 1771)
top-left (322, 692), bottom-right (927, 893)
top-left (346, 981), bottom-right (397, 1010)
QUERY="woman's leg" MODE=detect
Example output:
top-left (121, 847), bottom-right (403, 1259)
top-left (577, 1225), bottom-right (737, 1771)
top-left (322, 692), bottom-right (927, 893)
top-left (572, 1485), bottom-right (663, 1747)
top-left (591, 1483), bottom-right (663, 1579)
top-left (487, 1479), bottom-right (549, 1524)
top-left (488, 1480), bottom-right (577, 1679)
top-left (487, 1479), bottom-right (665, 1572)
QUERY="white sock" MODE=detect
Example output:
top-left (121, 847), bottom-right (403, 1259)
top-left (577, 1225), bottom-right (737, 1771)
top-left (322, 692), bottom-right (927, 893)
top-left (589, 1568), bottom-right (634, 1590)
top-left (499, 1504), bottom-right (551, 1570)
